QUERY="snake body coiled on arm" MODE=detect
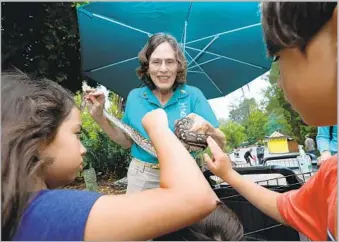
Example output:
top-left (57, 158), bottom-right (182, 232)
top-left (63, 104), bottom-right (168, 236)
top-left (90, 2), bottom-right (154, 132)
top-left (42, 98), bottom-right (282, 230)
top-left (81, 85), bottom-right (208, 158)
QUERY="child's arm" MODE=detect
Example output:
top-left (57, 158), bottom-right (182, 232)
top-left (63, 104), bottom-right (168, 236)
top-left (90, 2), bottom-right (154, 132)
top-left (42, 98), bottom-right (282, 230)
top-left (221, 169), bottom-right (285, 224)
top-left (205, 137), bottom-right (337, 241)
top-left (84, 109), bottom-right (219, 241)
top-left (204, 137), bottom-right (285, 225)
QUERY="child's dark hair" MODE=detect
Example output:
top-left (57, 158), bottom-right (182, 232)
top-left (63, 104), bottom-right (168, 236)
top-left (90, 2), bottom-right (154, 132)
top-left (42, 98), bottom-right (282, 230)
top-left (154, 203), bottom-right (244, 241)
top-left (261, 2), bottom-right (337, 56)
top-left (1, 70), bottom-right (76, 239)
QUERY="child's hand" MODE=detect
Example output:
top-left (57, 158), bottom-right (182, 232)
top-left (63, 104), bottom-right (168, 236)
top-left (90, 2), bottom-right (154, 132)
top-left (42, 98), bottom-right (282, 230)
top-left (142, 109), bottom-right (169, 134)
top-left (204, 136), bottom-right (233, 179)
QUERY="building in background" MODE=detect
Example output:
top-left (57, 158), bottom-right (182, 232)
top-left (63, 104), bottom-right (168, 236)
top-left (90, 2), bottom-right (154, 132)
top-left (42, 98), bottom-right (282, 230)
top-left (266, 131), bottom-right (299, 154)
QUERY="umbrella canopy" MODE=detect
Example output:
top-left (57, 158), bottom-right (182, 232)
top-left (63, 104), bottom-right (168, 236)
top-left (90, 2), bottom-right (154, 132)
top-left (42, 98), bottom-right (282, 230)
top-left (77, 2), bottom-right (271, 99)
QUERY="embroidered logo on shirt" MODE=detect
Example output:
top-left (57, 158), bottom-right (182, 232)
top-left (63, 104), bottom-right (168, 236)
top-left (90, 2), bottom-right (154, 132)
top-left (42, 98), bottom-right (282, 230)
top-left (180, 89), bottom-right (186, 95)
top-left (179, 102), bottom-right (187, 118)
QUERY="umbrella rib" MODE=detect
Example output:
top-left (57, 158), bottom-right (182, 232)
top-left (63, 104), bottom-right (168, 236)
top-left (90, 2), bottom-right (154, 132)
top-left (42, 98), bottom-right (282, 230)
top-left (187, 35), bottom-right (219, 67)
top-left (92, 13), bottom-right (152, 37)
top-left (87, 56), bottom-right (139, 73)
top-left (188, 56), bottom-right (222, 70)
top-left (186, 46), bottom-right (268, 70)
top-left (186, 23), bottom-right (261, 45)
top-left (185, 50), bottom-right (224, 95)
top-left (188, 70), bottom-right (205, 74)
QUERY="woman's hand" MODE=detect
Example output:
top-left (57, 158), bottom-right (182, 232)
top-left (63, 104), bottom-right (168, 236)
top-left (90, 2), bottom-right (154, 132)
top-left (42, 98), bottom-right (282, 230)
top-left (82, 88), bottom-right (133, 149)
top-left (186, 113), bottom-right (226, 149)
top-left (84, 89), bottom-right (106, 122)
top-left (185, 113), bottom-right (211, 134)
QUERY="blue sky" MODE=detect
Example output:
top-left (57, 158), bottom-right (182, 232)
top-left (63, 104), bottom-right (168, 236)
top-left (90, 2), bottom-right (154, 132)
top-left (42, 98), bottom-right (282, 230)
top-left (208, 71), bottom-right (270, 120)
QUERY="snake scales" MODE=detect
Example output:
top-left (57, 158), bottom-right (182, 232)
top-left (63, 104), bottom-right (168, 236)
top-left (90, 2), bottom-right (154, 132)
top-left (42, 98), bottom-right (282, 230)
top-left (81, 85), bottom-right (208, 158)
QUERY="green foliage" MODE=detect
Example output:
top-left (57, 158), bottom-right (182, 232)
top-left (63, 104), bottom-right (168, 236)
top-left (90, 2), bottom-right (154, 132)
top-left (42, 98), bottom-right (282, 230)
top-left (268, 62), bottom-right (280, 84)
top-left (227, 64), bottom-right (317, 147)
top-left (219, 121), bottom-right (247, 152)
top-left (2, 2), bottom-right (85, 92)
top-left (82, 131), bottom-right (131, 179)
top-left (228, 97), bottom-right (268, 145)
top-left (229, 98), bottom-right (256, 125)
top-left (108, 91), bottom-right (124, 119)
top-left (244, 109), bottom-right (268, 145)
top-left (83, 167), bottom-right (98, 191)
top-left (72, 2), bottom-right (89, 8)
top-left (265, 112), bottom-right (292, 136)
top-left (75, 92), bottom-right (131, 179)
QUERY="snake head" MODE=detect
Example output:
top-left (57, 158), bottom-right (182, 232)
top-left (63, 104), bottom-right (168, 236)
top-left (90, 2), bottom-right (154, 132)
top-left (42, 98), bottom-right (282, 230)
top-left (174, 116), bottom-right (208, 151)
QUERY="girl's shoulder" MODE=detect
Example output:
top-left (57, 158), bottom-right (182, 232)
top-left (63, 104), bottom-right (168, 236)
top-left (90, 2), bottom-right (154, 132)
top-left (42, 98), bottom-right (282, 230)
top-left (13, 189), bottom-right (102, 241)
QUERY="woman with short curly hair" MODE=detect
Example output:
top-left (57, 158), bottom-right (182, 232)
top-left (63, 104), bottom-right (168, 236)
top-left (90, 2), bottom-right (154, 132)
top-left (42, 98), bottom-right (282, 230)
top-left (86, 33), bottom-right (225, 193)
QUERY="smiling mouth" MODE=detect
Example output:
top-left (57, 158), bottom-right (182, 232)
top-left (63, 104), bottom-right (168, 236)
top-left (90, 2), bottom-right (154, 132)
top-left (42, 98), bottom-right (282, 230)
top-left (158, 77), bottom-right (171, 83)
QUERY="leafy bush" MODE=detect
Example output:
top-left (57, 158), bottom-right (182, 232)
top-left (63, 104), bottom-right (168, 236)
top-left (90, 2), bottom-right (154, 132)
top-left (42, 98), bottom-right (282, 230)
top-left (75, 91), bottom-right (131, 179)
top-left (81, 130), bottom-right (131, 179)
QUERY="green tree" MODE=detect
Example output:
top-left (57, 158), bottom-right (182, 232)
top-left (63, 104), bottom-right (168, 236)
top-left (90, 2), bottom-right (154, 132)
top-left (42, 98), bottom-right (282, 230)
top-left (1, 2), bottom-right (93, 92)
top-left (229, 98), bottom-right (257, 124)
top-left (74, 91), bottom-right (130, 179)
top-left (244, 109), bottom-right (268, 144)
top-left (265, 112), bottom-right (292, 136)
top-left (219, 121), bottom-right (247, 152)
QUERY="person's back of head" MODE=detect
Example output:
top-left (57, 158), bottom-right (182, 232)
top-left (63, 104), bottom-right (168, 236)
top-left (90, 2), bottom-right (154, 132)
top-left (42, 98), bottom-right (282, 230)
top-left (154, 203), bottom-right (244, 241)
top-left (1, 70), bottom-right (76, 240)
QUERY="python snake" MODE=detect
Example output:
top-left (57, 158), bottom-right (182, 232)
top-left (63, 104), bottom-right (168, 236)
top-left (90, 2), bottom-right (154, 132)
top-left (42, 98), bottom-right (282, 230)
top-left (81, 85), bottom-right (208, 158)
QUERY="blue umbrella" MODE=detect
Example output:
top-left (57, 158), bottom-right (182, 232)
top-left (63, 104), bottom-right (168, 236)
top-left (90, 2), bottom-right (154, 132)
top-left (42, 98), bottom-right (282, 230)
top-left (77, 2), bottom-right (271, 99)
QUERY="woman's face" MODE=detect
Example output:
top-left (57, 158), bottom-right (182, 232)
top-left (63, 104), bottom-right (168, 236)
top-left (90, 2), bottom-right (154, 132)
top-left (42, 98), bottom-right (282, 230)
top-left (148, 42), bottom-right (178, 93)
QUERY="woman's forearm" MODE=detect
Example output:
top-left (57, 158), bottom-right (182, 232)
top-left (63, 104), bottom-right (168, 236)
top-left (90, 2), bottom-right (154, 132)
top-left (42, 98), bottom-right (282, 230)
top-left (96, 116), bottom-right (133, 149)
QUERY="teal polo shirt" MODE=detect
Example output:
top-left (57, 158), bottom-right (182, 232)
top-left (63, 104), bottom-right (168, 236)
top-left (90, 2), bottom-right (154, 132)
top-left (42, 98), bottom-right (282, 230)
top-left (122, 84), bottom-right (219, 164)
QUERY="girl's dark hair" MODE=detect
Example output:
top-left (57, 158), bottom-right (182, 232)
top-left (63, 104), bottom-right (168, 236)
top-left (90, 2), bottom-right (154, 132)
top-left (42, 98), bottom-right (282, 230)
top-left (136, 33), bottom-right (187, 91)
top-left (261, 2), bottom-right (337, 56)
top-left (1, 70), bottom-right (76, 240)
top-left (154, 203), bottom-right (244, 241)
